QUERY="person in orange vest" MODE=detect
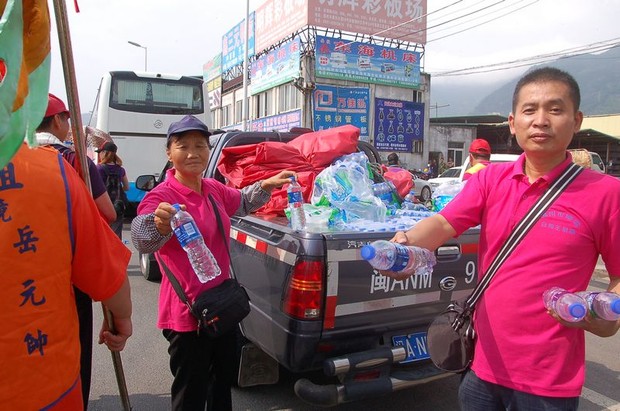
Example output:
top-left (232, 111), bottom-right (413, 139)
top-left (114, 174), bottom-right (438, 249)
top-left (463, 139), bottom-right (492, 181)
top-left (0, 143), bottom-right (133, 410)
top-left (36, 93), bottom-right (118, 408)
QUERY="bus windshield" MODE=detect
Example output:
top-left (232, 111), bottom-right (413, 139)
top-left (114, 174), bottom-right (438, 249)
top-left (90, 71), bottom-right (210, 208)
top-left (110, 74), bottom-right (204, 115)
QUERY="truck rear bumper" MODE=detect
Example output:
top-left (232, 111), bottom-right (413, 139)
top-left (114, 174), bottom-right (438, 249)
top-left (294, 347), bottom-right (451, 407)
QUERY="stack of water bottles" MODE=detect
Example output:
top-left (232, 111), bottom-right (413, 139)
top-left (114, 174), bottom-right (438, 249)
top-left (170, 204), bottom-right (221, 283)
top-left (543, 287), bottom-right (620, 322)
top-left (360, 240), bottom-right (437, 276)
top-left (311, 154), bottom-right (386, 223)
top-left (372, 181), bottom-right (400, 215)
top-left (432, 181), bottom-right (464, 212)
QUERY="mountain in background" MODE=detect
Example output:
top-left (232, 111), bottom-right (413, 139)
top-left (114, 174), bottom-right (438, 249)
top-left (431, 46), bottom-right (620, 117)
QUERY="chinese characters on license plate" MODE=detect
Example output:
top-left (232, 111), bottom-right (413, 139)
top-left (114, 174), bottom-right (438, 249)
top-left (392, 331), bottom-right (430, 363)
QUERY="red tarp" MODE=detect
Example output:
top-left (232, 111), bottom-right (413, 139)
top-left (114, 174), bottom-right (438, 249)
top-left (383, 165), bottom-right (414, 198)
top-left (217, 125), bottom-right (360, 215)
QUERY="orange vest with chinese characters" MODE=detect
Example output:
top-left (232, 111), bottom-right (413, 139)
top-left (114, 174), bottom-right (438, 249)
top-left (0, 145), bottom-right (81, 409)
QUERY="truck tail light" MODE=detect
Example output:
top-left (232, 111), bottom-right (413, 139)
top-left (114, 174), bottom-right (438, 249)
top-left (282, 259), bottom-right (324, 320)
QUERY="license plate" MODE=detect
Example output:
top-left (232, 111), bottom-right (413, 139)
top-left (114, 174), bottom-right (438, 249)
top-left (392, 332), bottom-right (430, 363)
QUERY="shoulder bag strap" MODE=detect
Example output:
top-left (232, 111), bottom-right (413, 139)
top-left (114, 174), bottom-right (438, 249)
top-left (464, 162), bottom-right (583, 311)
top-left (208, 194), bottom-right (236, 277)
top-left (154, 253), bottom-right (198, 320)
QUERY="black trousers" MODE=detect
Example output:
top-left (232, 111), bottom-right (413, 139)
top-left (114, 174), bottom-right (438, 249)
top-left (163, 328), bottom-right (236, 411)
top-left (75, 287), bottom-right (93, 410)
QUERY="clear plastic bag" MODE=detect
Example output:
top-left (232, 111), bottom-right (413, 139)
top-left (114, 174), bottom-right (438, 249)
top-left (432, 181), bottom-right (465, 212)
top-left (312, 157), bottom-right (386, 222)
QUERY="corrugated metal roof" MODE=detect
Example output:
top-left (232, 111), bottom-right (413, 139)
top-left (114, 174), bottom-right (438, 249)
top-left (580, 114), bottom-right (620, 140)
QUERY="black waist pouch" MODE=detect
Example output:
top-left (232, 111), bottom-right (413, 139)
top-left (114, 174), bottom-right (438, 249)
top-left (191, 279), bottom-right (250, 338)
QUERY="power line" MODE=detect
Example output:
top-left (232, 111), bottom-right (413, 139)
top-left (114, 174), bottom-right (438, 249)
top-left (370, 0), bottom-right (464, 39)
top-left (426, 0), bottom-right (537, 38)
top-left (432, 39), bottom-right (620, 76)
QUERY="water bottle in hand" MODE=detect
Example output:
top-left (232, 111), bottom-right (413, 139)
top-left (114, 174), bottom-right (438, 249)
top-left (542, 287), bottom-right (587, 322)
top-left (576, 291), bottom-right (620, 321)
top-left (360, 240), bottom-right (436, 276)
top-left (287, 176), bottom-right (306, 231)
top-left (170, 204), bottom-right (221, 283)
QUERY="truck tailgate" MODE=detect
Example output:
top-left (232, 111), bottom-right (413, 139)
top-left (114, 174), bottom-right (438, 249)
top-left (323, 230), bottom-right (478, 334)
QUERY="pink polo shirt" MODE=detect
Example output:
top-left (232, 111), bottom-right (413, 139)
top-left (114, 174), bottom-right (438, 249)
top-left (137, 168), bottom-right (241, 332)
top-left (441, 153), bottom-right (620, 397)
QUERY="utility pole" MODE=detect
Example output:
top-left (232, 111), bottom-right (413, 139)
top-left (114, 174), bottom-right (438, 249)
top-left (431, 103), bottom-right (450, 118)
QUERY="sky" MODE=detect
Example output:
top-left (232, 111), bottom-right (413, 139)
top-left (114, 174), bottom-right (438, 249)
top-left (48, 0), bottom-right (620, 114)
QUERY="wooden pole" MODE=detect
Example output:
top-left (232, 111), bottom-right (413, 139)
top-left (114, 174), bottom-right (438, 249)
top-left (51, 1), bottom-right (131, 409)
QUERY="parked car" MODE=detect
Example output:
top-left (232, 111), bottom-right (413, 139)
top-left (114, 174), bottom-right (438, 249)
top-left (459, 153), bottom-right (520, 179)
top-left (427, 166), bottom-right (462, 189)
top-left (568, 149), bottom-right (606, 173)
top-left (411, 174), bottom-right (432, 202)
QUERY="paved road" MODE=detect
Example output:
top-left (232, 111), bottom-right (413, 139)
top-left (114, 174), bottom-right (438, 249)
top-left (87, 226), bottom-right (620, 410)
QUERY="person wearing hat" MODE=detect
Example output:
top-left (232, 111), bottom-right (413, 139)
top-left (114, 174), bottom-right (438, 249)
top-left (36, 93), bottom-right (118, 409)
top-left (463, 138), bottom-right (492, 181)
top-left (131, 115), bottom-right (296, 411)
top-left (36, 94), bottom-right (117, 222)
top-left (96, 141), bottom-right (129, 239)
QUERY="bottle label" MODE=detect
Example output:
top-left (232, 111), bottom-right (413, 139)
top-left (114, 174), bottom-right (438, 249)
top-left (173, 221), bottom-right (202, 247)
top-left (389, 244), bottom-right (411, 272)
top-left (288, 191), bottom-right (303, 205)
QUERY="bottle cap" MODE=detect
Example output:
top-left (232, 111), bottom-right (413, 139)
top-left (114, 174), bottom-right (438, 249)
top-left (568, 303), bottom-right (586, 320)
top-left (289, 176), bottom-right (296, 183)
top-left (360, 245), bottom-right (376, 260)
top-left (610, 299), bottom-right (620, 314)
top-left (172, 203), bottom-right (181, 212)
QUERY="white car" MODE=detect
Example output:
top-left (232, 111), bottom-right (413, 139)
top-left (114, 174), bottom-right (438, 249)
top-left (411, 174), bottom-right (433, 202)
top-left (428, 153), bottom-right (521, 189)
top-left (568, 149), bottom-right (606, 173)
top-left (427, 166), bottom-right (462, 189)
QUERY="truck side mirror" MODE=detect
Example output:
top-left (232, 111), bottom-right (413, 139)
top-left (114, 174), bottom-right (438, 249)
top-left (135, 175), bottom-right (156, 191)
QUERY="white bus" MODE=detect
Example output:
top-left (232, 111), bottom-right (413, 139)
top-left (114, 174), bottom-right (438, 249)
top-left (89, 71), bottom-right (210, 205)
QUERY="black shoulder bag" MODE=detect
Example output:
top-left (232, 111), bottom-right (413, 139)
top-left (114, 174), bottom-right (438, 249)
top-left (156, 194), bottom-right (250, 338)
top-left (427, 163), bottom-right (583, 373)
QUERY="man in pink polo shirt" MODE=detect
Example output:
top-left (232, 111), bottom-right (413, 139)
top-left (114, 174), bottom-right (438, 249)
top-left (384, 67), bottom-right (620, 410)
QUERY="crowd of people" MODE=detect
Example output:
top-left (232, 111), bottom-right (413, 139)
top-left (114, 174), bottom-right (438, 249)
top-left (2, 67), bottom-right (619, 411)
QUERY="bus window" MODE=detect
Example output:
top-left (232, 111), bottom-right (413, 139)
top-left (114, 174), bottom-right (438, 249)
top-left (90, 71), bottom-right (210, 206)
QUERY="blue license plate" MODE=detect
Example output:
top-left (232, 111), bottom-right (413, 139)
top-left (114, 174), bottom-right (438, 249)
top-left (392, 331), bottom-right (430, 363)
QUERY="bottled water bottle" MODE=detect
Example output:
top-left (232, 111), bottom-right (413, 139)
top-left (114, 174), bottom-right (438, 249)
top-left (287, 176), bottom-right (306, 231)
top-left (542, 287), bottom-right (587, 322)
top-left (170, 204), bottom-right (221, 283)
top-left (576, 291), bottom-right (620, 321)
top-left (404, 190), bottom-right (416, 203)
top-left (360, 240), bottom-right (436, 276)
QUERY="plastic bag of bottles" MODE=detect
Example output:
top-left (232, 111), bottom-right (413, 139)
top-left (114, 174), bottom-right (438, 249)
top-left (432, 181), bottom-right (465, 212)
top-left (372, 181), bottom-right (401, 216)
top-left (312, 158), bottom-right (386, 222)
top-left (303, 204), bottom-right (344, 232)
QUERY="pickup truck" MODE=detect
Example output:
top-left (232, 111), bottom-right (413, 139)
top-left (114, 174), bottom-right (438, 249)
top-left (135, 129), bottom-right (480, 407)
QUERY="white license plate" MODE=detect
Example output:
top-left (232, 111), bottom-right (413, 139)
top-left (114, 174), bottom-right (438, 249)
top-left (392, 331), bottom-right (430, 363)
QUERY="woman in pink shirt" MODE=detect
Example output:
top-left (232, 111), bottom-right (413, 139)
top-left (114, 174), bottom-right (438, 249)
top-left (131, 115), bottom-right (294, 411)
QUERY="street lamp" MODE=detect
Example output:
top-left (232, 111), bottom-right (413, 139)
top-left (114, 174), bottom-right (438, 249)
top-left (128, 41), bottom-right (148, 71)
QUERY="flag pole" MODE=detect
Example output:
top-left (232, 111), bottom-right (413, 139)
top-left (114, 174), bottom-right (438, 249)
top-left (51, 1), bottom-right (132, 410)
